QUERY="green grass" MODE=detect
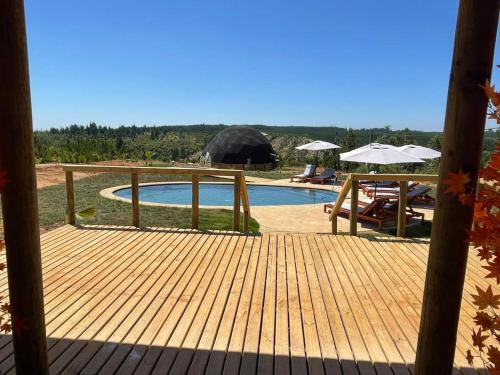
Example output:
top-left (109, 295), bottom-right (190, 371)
top-left (243, 169), bottom-right (290, 180)
top-left (27, 173), bottom-right (259, 232)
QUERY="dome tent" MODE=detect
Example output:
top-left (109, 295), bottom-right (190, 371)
top-left (203, 126), bottom-right (278, 171)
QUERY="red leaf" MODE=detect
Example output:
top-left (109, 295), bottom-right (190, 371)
top-left (443, 170), bottom-right (471, 196)
top-left (459, 192), bottom-right (476, 207)
top-left (478, 247), bottom-right (493, 261)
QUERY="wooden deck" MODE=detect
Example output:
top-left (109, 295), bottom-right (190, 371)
top-left (0, 225), bottom-right (491, 374)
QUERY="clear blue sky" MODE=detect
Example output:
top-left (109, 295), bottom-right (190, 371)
top-left (25, 0), bottom-right (498, 131)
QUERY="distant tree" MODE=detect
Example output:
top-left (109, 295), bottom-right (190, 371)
top-left (343, 128), bottom-right (357, 151)
top-left (144, 151), bottom-right (154, 165)
top-left (427, 135), bottom-right (442, 151)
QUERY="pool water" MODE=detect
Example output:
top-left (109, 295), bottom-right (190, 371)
top-left (114, 183), bottom-right (337, 206)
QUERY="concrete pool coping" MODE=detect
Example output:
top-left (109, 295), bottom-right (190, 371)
top-left (100, 180), bottom-right (337, 210)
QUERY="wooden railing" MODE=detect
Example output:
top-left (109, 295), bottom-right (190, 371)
top-left (329, 173), bottom-right (438, 237)
top-left (62, 164), bottom-right (251, 232)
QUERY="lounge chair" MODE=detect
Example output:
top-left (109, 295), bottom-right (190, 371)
top-left (290, 164), bottom-right (317, 182)
top-left (376, 185), bottom-right (435, 205)
top-left (324, 196), bottom-right (422, 230)
top-left (359, 181), bottom-right (397, 191)
top-left (310, 168), bottom-right (337, 185)
top-left (324, 197), bottom-right (398, 229)
top-left (364, 181), bottom-right (419, 198)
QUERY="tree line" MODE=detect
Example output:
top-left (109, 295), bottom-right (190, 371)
top-left (33, 123), bottom-right (498, 172)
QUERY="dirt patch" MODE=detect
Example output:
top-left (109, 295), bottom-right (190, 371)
top-left (35, 160), bottom-right (156, 189)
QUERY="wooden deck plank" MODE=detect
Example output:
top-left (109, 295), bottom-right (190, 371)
top-left (294, 235), bottom-right (338, 375)
top-left (204, 236), bottom-right (257, 375)
top-left (151, 234), bottom-right (242, 374)
top-left (273, 234), bottom-right (290, 375)
top-left (186, 235), bottom-right (253, 375)
top-left (239, 234), bottom-right (269, 375)
top-left (256, 234), bottom-right (277, 375)
top-left (109, 232), bottom-right (217, 374)
top-left (284, 234), bottom-right (307, 375)
top-left (165, 235), bottom-right (247, 375)
top-left (0, 226), bottom-right (491, 375)
top-left (52, 230), bottom-right (198, 373)
top-left (131, 232), bottom-right (230, 374)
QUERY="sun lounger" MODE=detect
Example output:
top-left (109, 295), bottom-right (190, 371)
top-left (375, 185), bottom-right (435, 205)
top-left (364, 181), bottom-right (419, 198)
top-left (359, 181), bottom-right (397, 190)
top-left (324, 195), bottom-right (423, 230)
top-left (290, 164), bottom-right (317, 182)
top-left (310, 168), bottom-right (337, 185)
top-left (324, 198), bottom-right (397, 229)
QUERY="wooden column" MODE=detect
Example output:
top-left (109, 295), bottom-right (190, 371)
top-left (131, 172), bottom-right (139, 227)
top-left (0, 0), bottom-right (49, 373)
top-left (415, 1), bottom-right (499, 374)
top-left (349, 180), bottom-right (358, 235)
top-left (192, 175), bottom-right (199, 229)
top-left (65, 171), bottom-right (76, 225)
top-left (397, 180), bottom-right (408, 238)
top-left (233, 176), bottom-right (241, 231)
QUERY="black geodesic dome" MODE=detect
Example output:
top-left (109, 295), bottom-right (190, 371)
top-left (203, 126), bottom-right (277, 170)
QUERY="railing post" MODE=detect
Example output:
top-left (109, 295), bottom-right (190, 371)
top-left (397, 180), bottom-right (408, 237)
top-left (350, 180), bottom-right (358, 235)
top-left (65, 170), bottom-right (76, 225)
top-left (131, 171), bottom-right (139, 227)
top-left (192, 175), bottom-right (199, 229)
top-left (233, 175), bottom-right (241, 231)
top-left (331, 215), bottom-right (338, 235)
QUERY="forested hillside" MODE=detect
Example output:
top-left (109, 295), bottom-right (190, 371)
top-left (34, 123), bottom-right (498, 169)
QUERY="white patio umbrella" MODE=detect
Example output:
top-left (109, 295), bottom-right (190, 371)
top-left (340, 143), bottom-right (424, 197)
top-left (296, 140), bottom-right (341, 151)
top-left (296, 140), bottom-right (341, 167)
top-left (397, 144), bottom-right (441, 159)
top-left (340, 143), bottom-right (424, 164)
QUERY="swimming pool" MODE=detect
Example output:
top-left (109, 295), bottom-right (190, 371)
top-left (113, 183), bottom-right (337, 206)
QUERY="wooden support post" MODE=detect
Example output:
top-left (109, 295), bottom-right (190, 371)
top-left (397, 180), bottom-right (408, 238)
top-left (65, 171), bottom-right (76, 225)
top-left (233, 176), bottom-right (241, 231)
top-left (0, 0), bottom-right (49, 373)
top-left (349, 180), bottom-right (358, 235)
top-left (331, 215), bottom-right (338, 235)
top-left (415, 1), bottom-right (499, 374)
top-left (192, 175), bottom-right (199, 229)
top-left (131, 172), bottom-right (139, 227)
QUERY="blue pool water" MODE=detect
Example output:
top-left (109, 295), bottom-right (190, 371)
top-left (114, 183), bottom-right (337, 206)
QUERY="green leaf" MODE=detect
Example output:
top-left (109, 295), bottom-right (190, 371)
top-left (76, 206), bottom-right (97, 220)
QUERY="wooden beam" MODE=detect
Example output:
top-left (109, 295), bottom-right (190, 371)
top-left (240, 176), bottom-right (250, 232)
top-left (233, 177), bottom-right (241, 231)
top-left (397, 180), bottom-right (408, 238)
top-left (65, 171), bottom-right (76, 225)
top-left (0, 0), bottom-right (49, 373)
top-left (131, 172), bottom-right (139, 227)
top-left (329, 175), bottom-right (352, 234)
top-left (415, 1), bottom-right (499, 374)
top-left (191, 175), bottom-right (199, 229)
top-left (349, 180), bottom-right (358, 235)
top-left (62, 164), bottom-right (245, 177)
